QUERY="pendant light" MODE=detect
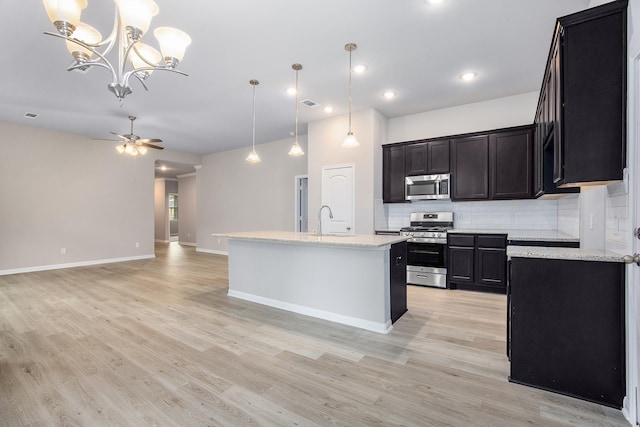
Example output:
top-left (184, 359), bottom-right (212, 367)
top-left (288, 63), bottom-right (305, 157)
top-left (343, 43), bottom-right (359, 148)
top-left (246, 79), bottom-right (261, 163)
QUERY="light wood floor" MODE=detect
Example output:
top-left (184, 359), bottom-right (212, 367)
top-left (0, 243), bottom-right (630, 426)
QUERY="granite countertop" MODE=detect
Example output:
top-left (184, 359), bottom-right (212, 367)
top-left (215, 231), bottom-right (408, 248)
top-left (448, 229), bottom-right (579, 242)
top-left (507, 246), bottom-right (626, 263)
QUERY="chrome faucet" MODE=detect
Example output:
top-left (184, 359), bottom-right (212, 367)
top-left (318, 205), bottom-right (334, 237)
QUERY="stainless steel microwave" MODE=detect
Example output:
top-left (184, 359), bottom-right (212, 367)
top-left (405, 174), bottom-right (450, 200)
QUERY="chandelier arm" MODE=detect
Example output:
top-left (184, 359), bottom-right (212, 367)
top-left (121, 39), bottom-right (139, 78)
top-left (132, 45), bottom-right (158, 68)
top-left (123, 67), bottom-right (189, 87)
top-left (67, 61), bottom-right (112, 73)
top-left (132, 73), bottom-right (149, 92)
top-left (45, 32), bottom-right (118, 83)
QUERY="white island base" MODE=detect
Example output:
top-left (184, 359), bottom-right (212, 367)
top-left (224, 231), bottom-right (407, 334)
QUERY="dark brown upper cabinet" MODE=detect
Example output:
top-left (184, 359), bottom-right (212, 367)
top-left (405, 140), bottom-right (450, 176)
top-left (451, 135), bottom-right (489, 200)
top-left (382, 145), bottom-right (407, 203)
top-left (535, 0), bottom-right (627, 189)
top-left (490, 127), bottom-right (533, 199)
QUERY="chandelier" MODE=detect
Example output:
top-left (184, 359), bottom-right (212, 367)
top-left (42, 0), bottom-right (191, 102)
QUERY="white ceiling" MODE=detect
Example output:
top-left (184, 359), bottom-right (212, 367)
top-left (1, 0), bottom-right (592, 156)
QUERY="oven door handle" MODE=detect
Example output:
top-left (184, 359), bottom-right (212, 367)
top-left (410, 250), bottom-right (441, 255)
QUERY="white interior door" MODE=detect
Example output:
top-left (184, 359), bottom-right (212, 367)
top-left (321, 164), bottom-right (354, 234)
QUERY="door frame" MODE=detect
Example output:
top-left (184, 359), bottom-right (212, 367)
top-left (294, 174), bottom-right (308, 232)
top-left (625, 32), bottom-right (640, 426)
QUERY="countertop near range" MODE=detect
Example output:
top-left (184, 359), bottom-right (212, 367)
top-left (507, 246), bottom-right (625, 263)
top-left (448, 229), bottom-right (579, 243)
top-left (217, 231), bottom-right (408, 248)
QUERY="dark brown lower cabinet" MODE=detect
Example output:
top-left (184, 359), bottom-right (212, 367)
top-left (390, 242), bottom-right (407, 323)
top-left (508, 257), bottom-right (625, 408)
top-left (447, 233), bottom-right (507, 294)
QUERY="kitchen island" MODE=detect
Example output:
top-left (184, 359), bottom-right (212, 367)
top-left (219, 231), bottom-right (408, 334)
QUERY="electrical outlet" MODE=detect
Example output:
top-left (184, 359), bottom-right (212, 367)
top-left (60, 248), bottom-right (66, 255)
top-left (135, 242), bottom-right (140, 248)
top-left (217, 238), bottom-right (221, 244)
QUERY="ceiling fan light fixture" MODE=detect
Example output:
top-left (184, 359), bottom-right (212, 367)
top-left (288, 63), bottom-right (305, 158)
top-left (112, 116), bottom-right (163, 156)
top-left (343, 43), bottom-right (360, 148)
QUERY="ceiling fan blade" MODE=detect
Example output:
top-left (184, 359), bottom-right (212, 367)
top-left (140, 142), bottom-right (164, 150)
top-left (110, 132), bottom-right (129, 141)
top-left (139, 138), bottom-right (163, 143)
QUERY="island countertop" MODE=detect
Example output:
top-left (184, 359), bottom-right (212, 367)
top-left (216, 231), bottom-right (408, 248)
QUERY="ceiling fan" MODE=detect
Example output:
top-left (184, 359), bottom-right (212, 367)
top-left (107, 116), bottom-right (164, 156)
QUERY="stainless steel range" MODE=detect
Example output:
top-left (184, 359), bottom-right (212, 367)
top-left (401, 212), bottom-right (453, 288)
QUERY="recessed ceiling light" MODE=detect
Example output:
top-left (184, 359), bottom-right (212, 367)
top-left (459, 72), bottom-right (478, 82)
top-left (286, 87), bottom-right (297, 95)
top-left (353, 64), bottom-right (367, 74)
top-left (324, 106), bottom-right (334, 113)
top-left (427, 0), bottom-right (444, 4)
top-left (160, 165), bottom-right (167, 171)
top-left (383, 91), bottom-right (396, 99)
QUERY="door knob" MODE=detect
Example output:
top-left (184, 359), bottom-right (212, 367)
top-left (622, 253), bottom-right (640, 266)
top-left (346, 226), bottom-right (351, 231)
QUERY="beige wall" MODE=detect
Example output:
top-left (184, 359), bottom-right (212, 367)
top-left (0, 121), bottom-right (200, 274)
top-left (196, 136), bottom-right (308, 254)
top-left (307, 109), bottom-right (381, 235)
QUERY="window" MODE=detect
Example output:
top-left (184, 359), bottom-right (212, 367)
top-left (169, 194), bottom-right (178, 221)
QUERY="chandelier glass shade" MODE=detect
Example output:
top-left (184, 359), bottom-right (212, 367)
top-left (42, 0), bottom-right (191, 102)
top-left (288, 63), bottom-right (305, 157)
top-left (342, 42), bottom-right (360, 148)
top-left (246, 79), bottom-right (261, 164)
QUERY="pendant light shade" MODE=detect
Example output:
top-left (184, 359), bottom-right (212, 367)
top-left (246, 79), bottom-right (261, 164)
top-left (342, 43), bottom-right (360, 148)
top-left (288, 63), bottom-right (305, 157)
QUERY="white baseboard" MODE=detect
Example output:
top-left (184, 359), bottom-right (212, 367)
top-left (196, 248), bottom-right (228, 256)
top-left (155, 239), bottom-right (169, 243)
top-left (179, 241), bottom-right (197, 247)
top-left (227, 289), bottom-right (392, 334)
top-left (0, 254), bottom-right (156, 276)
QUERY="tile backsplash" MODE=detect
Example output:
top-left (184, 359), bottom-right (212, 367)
top-left (381, 198), bottom-right (564, 232)
top-left (605, 181), bottom-right (629, 254)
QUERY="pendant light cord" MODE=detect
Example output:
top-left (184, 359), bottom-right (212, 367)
top-left (252, 84), bottom-right (256, 151)
top-left (348, 48), bottom-right (353, 133)
top-left (295, 68), bottom-right (299, 140)
top-left (250, 80), bottom-right (258, 152)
